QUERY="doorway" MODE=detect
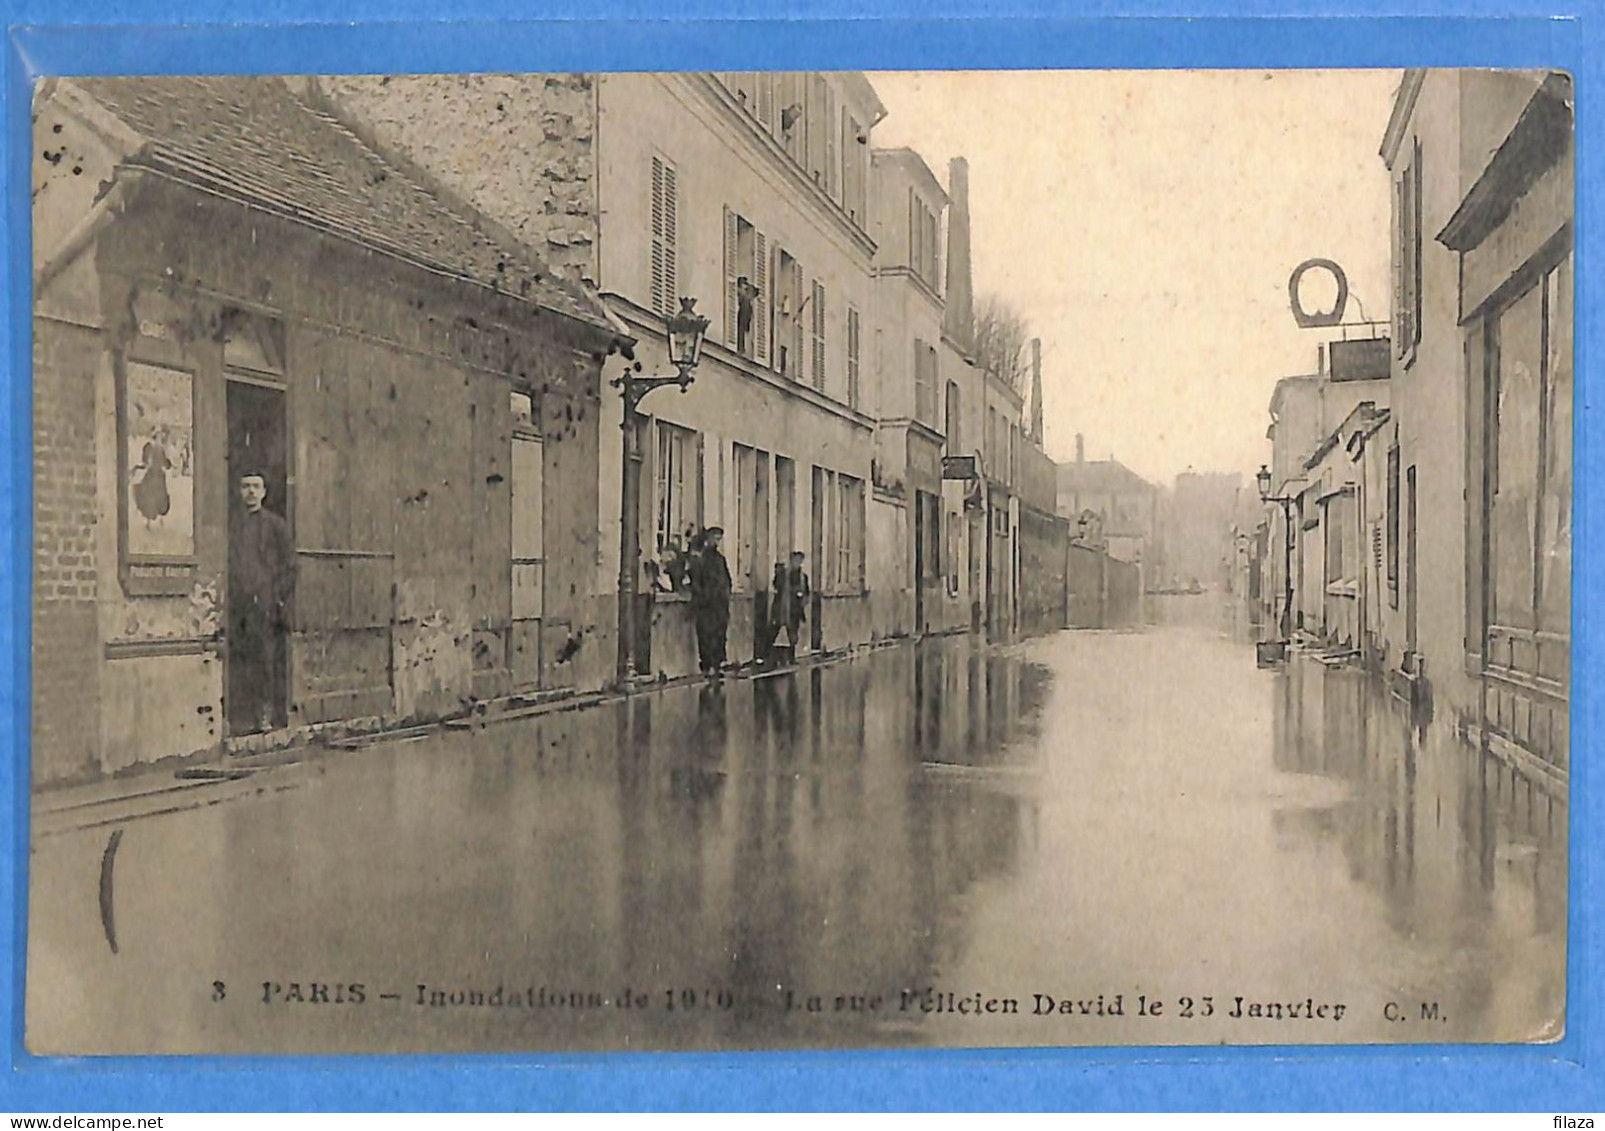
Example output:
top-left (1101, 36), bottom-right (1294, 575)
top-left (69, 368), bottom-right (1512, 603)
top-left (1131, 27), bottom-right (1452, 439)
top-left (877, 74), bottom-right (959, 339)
top-left (510, 426), bottom-right (545, 688)
top-left (225, 378), bottom-right (289, 735)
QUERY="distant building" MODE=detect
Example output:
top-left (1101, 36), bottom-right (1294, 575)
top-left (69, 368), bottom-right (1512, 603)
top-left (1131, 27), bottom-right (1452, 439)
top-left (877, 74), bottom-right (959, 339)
top-left (1166, 470), bottom-right (1243, 592)
top-left (1258, 353), bottom-right (1390, 636)
top-left (1055, 437), bottom-right (1160, 576)
top-left (1295, 400), bottom-right (1391, 651)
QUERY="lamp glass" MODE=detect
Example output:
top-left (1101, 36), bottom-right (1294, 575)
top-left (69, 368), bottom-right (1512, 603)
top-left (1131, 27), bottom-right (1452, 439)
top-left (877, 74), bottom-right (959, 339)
top-left (1256, 465), bottom-right (1273, 500)
top-left (666, 297), bottom-right (709, 371)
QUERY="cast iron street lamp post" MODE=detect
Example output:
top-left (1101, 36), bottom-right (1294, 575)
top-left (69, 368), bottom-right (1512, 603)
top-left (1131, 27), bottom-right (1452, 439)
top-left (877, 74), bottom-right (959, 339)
top-left (615, 297), bottom-right (710, 686)
top-left (1257, 464), bottom-right (1298, 643)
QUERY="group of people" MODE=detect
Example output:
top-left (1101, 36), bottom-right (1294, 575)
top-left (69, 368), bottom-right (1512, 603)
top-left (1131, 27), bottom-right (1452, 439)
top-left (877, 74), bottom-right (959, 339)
top-left (669, 527), bottom-right (812, 678)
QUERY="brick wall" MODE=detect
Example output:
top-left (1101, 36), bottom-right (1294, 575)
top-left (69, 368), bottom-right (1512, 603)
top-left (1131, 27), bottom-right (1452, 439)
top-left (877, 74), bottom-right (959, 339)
top-left (32, 318), bottom-right (103, 783)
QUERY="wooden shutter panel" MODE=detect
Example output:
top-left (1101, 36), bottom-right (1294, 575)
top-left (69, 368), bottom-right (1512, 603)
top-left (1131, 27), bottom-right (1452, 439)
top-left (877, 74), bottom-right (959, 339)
top-left (911, 187), bottom-right (924, 272)
top-left (663, 162), bottom-right (678, 315)
top-left (1391, 173), bottom-right (1404, 357)
top-left (723, 206), bottom-right (738, 346)
top-left (793, 259), bottom-right (805, 373)
top-left (825, 85), bottom-right (838, 199)
top-left (1411, 140), bottom-right (1423, 352)
top-left (651, 157), bottom-right (666, 315)
top-left (754, 230), bottom-right (769, 365)
top-left (847, 307), bottom-right (860, 408)
top-left (841, 112), bottom-right (853, 216)
top-left (812, 280), bottom-right (826, 389)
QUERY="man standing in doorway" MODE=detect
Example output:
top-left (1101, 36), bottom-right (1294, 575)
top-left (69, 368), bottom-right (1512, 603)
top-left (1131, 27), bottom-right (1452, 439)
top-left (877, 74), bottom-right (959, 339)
top-left (229, 472), bottom-right (294, 733)
top-left (691, 526), bottom-right (732, 677)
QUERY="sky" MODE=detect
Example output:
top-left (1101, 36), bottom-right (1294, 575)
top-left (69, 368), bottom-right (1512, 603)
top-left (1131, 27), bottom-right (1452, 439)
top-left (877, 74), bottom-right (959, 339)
top-left (867, 69), bottom-right (1402, 489)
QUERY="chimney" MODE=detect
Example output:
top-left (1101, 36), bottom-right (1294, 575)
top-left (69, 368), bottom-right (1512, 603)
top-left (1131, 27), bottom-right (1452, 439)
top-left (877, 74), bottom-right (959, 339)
top-left (1030, 338), bottom-right (1044, 446)
top-left (1076, 433), bottom-right (1085, 464)
top-left (943, 156), bottom-right (975, 350)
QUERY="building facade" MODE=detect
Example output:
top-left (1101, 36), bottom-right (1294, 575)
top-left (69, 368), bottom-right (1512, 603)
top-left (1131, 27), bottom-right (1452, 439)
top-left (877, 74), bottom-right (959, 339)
top-left (867, 147), bottom-right (956, 639)
top-left (1252, 70), bottom-right (1572, 801)
top-left (319, 71), bottom-right (1030, 675)
top-left (1258, 354), bottom-right (1390, 638)
top-left (1379, 69), bottom-right (1573, 794)
top-left (1055, 440), bottom-right (1160, 583)
top-left (32, 77), bottom-right (622, 782)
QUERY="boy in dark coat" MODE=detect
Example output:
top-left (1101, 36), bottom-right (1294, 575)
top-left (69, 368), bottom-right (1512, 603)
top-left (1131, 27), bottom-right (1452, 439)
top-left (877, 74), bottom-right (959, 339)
top-left (776, 550), bottom-right (810, 655)
top-left (690, 527), bottom-right (733, 676)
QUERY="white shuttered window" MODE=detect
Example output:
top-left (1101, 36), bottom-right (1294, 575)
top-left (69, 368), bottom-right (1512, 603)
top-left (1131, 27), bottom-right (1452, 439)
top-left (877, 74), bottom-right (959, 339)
top-left (650, 156), bottom-right (679, 318)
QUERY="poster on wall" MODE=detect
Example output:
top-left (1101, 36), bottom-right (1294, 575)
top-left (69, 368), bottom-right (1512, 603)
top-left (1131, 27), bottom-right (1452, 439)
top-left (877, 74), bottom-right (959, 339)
top-left (123, 359), bottom-right (196, 562)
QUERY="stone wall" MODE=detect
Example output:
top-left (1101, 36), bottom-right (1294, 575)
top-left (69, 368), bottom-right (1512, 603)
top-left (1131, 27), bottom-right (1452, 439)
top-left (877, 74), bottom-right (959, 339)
top-left (313, 74), bottom-right (599, 286)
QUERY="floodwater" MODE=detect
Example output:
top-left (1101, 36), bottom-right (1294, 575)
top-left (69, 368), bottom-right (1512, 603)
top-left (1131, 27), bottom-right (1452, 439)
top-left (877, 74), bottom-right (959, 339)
top-left (27, 599), bottom-right (1566, 1054)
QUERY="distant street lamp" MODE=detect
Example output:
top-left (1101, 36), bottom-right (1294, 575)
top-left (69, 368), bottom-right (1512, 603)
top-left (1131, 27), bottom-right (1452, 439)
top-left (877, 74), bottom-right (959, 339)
top-left (614, 297), bottom-right (710, 685)
top-left (1256, 464), bottom-right (1298, 644)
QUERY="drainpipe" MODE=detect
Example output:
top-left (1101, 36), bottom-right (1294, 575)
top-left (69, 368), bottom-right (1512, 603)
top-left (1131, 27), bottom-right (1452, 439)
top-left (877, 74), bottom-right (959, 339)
top-left (34, 173), bottom-right (135, 296)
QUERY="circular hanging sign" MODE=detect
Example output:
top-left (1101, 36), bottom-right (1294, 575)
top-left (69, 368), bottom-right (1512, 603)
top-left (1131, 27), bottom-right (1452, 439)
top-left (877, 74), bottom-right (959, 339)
top-left (1288, 258), bottom-right (1350, 328)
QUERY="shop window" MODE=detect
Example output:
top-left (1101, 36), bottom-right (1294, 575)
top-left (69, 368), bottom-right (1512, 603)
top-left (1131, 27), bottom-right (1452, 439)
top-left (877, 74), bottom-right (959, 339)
top-left (1487, 252), bottom-right (1572, 685)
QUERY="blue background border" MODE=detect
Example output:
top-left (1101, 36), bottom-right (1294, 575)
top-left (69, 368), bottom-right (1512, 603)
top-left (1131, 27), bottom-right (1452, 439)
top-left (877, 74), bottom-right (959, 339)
top-left (2, 3), bottom-right (1600, 1112)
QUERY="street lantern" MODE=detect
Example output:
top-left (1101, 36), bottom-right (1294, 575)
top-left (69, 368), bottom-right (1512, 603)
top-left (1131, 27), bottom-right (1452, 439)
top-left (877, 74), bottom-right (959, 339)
top-left (613, 296), bottom-right (709, 685)
top-left (665, 297), bottom-right (710, 383)
top-left (1254, 463), bottom-right (1298, 648)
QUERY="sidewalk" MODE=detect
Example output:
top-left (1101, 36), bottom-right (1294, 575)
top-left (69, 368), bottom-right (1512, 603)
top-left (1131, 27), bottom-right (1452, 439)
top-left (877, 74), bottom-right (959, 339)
top-left (28, 630), bottom-right (939, 838)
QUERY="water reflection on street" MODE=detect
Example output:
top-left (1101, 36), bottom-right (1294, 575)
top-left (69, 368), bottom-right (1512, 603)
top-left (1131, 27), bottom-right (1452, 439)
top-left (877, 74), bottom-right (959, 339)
top-left (28, 602), bottom-right (1565, 1053)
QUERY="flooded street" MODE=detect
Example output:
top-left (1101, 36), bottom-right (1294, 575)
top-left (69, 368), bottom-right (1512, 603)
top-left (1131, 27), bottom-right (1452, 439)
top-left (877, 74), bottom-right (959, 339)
top-left (28, 604), bottom-right (1566, 1054)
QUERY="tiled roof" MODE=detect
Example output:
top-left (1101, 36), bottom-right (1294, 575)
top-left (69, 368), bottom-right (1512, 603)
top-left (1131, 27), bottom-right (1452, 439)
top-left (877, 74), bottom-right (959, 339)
top-left (75, 76), bottom-right (614, 332)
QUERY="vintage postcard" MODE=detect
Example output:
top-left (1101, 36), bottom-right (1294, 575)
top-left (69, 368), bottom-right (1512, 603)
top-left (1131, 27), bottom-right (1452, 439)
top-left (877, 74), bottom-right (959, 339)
top-left (26, 67), bottom-right (1570, 1054)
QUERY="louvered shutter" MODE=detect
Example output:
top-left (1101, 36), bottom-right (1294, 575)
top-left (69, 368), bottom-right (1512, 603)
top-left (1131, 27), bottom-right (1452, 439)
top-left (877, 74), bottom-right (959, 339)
top-left (724, 206), bottom-right (738, 346)
top-left (1391, 173), bottom-right (1404, 357)
top-left (792, 259), bottom-right (805, 374)
top-left (825, 85), bottom-right (838, 200)
top-left (754, 231), bottom-right (769, 365)
top-left (847, 307), bottom-right (860, 409)
top-left (662, 162), bottom-right (678, 316)
top-left (651, 157), bottom-right (667, 315)
top-left (812, 280), bottom-right (826, 389)
top-left (908, 186), bottom-right (918, 274)
top-left (1411, 140), bottom-right (1423, 352)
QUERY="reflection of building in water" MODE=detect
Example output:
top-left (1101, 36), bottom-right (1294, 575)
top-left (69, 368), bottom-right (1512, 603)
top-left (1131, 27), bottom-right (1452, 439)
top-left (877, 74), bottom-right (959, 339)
top-left (1251, 71), bottom-right (1573, 810)
top-left (71, 632), bottom-right (1053, 1052)
top-left (1271, 658), bottom-right (1565, 1030)
top-left (666, 638), bottom-right (1048, 1044)
top-left (913, 643), bottom-right (1051, 768)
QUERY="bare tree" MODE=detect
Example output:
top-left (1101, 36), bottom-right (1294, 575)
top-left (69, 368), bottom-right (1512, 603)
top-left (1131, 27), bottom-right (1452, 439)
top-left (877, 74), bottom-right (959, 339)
top-left (971, 293), bottom-right (1030, 392)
